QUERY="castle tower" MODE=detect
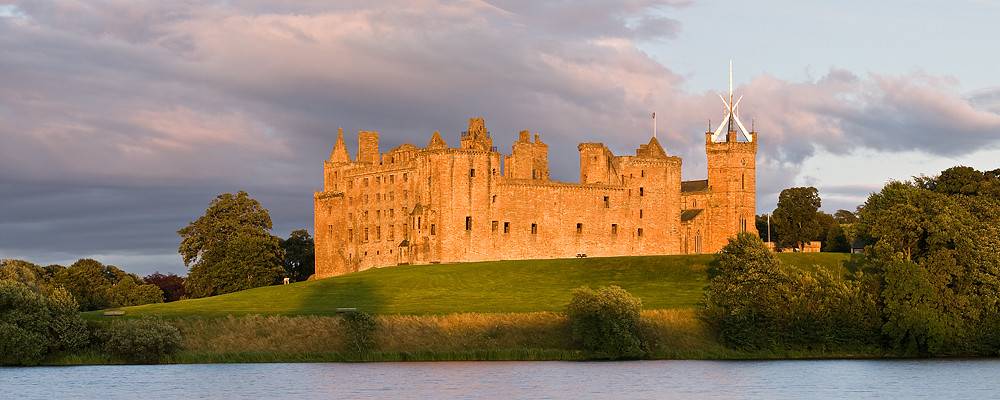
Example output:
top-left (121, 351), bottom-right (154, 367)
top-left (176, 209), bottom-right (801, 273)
top-left (704, 61), bottom-right (758, 252)
top-left (578, 142), bottom-right (613, 184)
top-left (506, 130), bottom-right (549, 181)
top-left (357, 130), bottom-right (380, 164)
top-left (460, 117), bottom-right (493, 151)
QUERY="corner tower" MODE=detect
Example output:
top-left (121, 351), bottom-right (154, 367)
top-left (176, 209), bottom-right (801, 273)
top-left (705, 61), bottom-right (758, 252)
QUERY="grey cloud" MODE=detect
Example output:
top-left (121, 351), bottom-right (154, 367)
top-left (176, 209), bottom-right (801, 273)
top-left (1, 1), bottom-right (998, 274)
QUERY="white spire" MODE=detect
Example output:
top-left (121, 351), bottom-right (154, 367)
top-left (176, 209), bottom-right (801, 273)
top-left (711, 60), bottom-right (753, 142)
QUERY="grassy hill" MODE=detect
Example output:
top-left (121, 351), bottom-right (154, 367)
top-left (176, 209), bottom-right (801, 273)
top-left (105, 253), bottom-right (851, 318)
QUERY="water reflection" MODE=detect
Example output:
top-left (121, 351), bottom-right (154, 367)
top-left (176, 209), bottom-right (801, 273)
top-left (2, 359), bottom-right (997, 399)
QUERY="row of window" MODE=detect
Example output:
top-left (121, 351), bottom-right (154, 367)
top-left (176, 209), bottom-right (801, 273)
top-left (346, 222), bottom-right (438, 243)
top-left (348, 191), bottom-right (409, 206)
top-left (466, 217), bottom-right (644, 237)
top-left (347, 172), bottom-right (410, 189)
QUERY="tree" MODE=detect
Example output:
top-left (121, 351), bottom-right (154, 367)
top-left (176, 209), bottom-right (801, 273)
top-left (823, 223), bottom-right (851, 253)
top-left (754, 214), bottom-right (776, 243)
top-left (107, 277), bottom-right (164, 307)
top-left (144, 273), bottom-right (186, 302)
top-left (179, 191), bottom-right (284, 298)
top-left (280, 229), bottom-right (315, 282)
top-left (771, 187), bottom-right (823, 250)
top-left (833, 209), bottom-right (858, 224)
top-left (51, 259), bottom-right (162, 311)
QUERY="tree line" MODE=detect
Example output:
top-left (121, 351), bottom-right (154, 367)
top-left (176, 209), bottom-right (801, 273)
top-left (755, 186), bottom-right (857, 252)
top-left (703, 165), bottom-right (1000, 355)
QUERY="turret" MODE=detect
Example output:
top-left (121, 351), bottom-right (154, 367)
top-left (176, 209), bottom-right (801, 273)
top-left (460, 117), bottom-right (493, 151)
top-left (330, 128), bottom-right (351, 164)
top-left (506, 130), bottom-right (549, 181)
top-left (357, 130), bottom-right (380, 164)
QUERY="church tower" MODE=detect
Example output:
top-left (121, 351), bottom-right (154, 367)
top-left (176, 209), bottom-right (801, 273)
top-left (704, 61), bottom-right (758, 252)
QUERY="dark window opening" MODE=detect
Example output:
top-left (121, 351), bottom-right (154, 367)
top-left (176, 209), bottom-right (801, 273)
top-left (492, 221), bottom-right (499, 232)
top-left (531, 223), bottom-right (537, 234)
top-left (576, 223), bottom-right (583, 234)
top-left (603, 196), bottom-right (609, 208)
top-left (470, 169), bottom-right (476, 177)
top-left (504, 222), bottom-right (510, 234)
top-left (640, 209), bottom-right (643, 219)
top-left (465, 216), bottom-right (472, 231)
top-left (431, 224), bottom-right (436, 235)
top-left (639, 187), bottom-right (644, 196)
top-left (637, 228), bottom-right (643, 237)
top-left (611, 224), bottom-right (618, 235)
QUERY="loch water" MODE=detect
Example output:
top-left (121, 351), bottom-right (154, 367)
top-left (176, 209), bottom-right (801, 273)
top-left (3, 359), bottom-right (998, 399)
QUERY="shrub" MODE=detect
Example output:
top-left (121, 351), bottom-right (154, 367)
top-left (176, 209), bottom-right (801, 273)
top-left (99, 318), bottom-right (182, 363)
top-left (701, 233), bottom-right (880, 351)
top-left (565, 285), bottom-right (646, 359)
top-left (341, 311), bottom-right (378, 355)
top-left (0, 281), bottom-right (89, 365)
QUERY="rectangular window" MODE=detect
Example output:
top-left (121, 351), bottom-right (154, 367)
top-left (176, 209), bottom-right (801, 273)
top-left (390, 209), bottom-right (394, 218)
top-left (603, 196), bottom-right (609, 208)
top-left (641, 170), bottom-right (645, 177)
top-left (470, 169), bottom-right (476, 177)
top-left (637, 228), bottom-right (643, 237)
top-left (376, 226), bottom-right (381, 240)
top-left (377, 210), bottom-right (381, 220)
top-left (403, 173), bottom-right (408, 182)
top-left (576, 223), bottom-right (583, 234)
top-left (390, 174), bottom-right (395, 183)
top-left (348, 228), bottom-right (353, 242)
top-left (639, 209), bottom-right (643, 219)
top-left (376, 176), bottom-right (381, 185)
top-left (611, 224), bottom-right (618, 235)
top-left (639, 187), bottom-right (644, 196)
top-left (492, 221), bottom-right (499, 232)
top-left (466, 216), bottom-right (473, 231)
top-left (504, 222), bottom-right (510, 234)
top-left (531, 223), bottom-right (537, 234)
top-left (364, 178), bottom-right (369, 187)
top-left (364, 227), bottom-right (369, 241)
top-left (430, 224), bottom-right (436, 235)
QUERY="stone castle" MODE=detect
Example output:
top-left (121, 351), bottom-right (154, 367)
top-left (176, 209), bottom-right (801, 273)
top-left (313, 112), bottom-right (759, 278)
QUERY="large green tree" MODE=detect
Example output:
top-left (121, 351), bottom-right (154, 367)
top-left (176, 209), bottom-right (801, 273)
top-left (280, 229), bottom-right (315, 282)
top-left (771, 187), bottom-right (823, 250)
top-left (179, 191), bottom-right (284, 298)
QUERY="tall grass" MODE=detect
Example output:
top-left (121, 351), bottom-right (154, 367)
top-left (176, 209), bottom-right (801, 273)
top-left (51, 309), bottom-right (886, 365)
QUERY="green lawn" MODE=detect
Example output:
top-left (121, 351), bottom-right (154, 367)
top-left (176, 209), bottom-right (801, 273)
top-left (103, 253), bottom-right (852, 318)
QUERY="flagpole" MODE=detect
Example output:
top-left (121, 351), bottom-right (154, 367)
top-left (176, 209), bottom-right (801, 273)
top-left (652, 112), bottom-right (656, 138)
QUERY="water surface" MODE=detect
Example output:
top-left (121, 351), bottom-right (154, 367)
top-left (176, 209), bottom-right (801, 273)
top-left (3, 359), bottom-right (998, 399)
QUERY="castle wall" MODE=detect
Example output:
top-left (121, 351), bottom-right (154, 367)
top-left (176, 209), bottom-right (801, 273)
top-left (314, 119), bottom-right (757, 278)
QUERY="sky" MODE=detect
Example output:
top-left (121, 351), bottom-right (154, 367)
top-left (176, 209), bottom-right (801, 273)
top-left (1, 0), bottom-right (998, 275)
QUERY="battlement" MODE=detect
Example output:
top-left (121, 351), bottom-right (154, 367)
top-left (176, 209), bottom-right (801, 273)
top-left (315, 116), bottom-right (757, 277)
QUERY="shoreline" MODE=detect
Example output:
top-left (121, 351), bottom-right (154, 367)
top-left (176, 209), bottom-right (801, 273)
top-left (41, 309), bottom-right (905, 366)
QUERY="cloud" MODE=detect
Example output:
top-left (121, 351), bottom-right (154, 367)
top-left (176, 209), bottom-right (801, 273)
top-left (1, 0), bottom-right (998, 273)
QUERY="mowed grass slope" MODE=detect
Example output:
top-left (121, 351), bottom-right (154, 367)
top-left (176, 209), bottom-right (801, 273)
top-left (107, 253), bottom-right (851, 318)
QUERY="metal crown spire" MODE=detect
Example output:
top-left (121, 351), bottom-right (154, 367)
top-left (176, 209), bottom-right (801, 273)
top-left (711, 60), bottom-right (753, 142)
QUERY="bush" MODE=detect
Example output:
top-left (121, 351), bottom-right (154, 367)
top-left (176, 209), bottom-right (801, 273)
top-left (701, 233), bottom-right (879, 351)
top-left (98, 318), bottom-right (182, 363)
top-left (0, 281), bottom-right (89, 365)
top-left (565, 285), bottom-right (646, 359)
top-left (341, 311), bottom-right (377, 355)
